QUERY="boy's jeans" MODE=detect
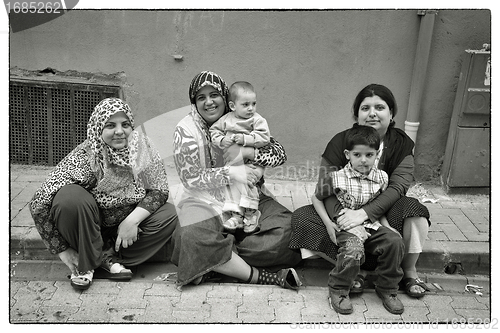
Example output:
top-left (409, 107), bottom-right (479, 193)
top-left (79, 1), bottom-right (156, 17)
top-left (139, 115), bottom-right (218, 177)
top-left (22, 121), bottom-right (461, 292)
top-left (328, 226), bottom-right (404, 293)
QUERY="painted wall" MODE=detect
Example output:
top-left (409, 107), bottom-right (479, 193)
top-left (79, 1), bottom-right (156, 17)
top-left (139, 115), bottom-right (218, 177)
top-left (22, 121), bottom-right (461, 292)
top-left (9, 10), bottom-right (491, 181)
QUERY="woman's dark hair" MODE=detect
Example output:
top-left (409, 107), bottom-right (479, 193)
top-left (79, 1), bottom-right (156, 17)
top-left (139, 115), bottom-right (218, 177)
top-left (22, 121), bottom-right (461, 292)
top-left (345, 125), bottom-right (381, 151)
top-left (352, 83), bottom-right (397, 127)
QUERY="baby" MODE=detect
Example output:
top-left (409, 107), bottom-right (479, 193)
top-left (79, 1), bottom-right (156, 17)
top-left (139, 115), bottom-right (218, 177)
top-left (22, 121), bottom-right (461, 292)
top-left (210, 81), bottom-right (270, 233)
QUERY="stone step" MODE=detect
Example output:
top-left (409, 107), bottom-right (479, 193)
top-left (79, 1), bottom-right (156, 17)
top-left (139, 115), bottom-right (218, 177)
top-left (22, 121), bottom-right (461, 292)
top-left (10, 259), bottom-right (490, 297)
top-left (10, 229), bottom-right (490, 276)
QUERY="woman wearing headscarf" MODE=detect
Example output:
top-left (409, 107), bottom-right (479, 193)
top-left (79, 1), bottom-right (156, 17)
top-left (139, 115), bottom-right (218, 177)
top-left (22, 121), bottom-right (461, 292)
top-left (171, 71), bottom-right (302, 289)
top-left (30, 97), bottom-right (178, 290)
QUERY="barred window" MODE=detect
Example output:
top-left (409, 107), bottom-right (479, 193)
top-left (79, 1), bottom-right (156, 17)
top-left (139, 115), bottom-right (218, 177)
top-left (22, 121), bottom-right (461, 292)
top-left (10, 79), bottom-right (121, 165)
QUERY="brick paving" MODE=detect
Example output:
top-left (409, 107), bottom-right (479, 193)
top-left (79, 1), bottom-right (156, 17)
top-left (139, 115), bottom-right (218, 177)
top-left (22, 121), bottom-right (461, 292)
top-left (9, 279), bottom-right (491, 324)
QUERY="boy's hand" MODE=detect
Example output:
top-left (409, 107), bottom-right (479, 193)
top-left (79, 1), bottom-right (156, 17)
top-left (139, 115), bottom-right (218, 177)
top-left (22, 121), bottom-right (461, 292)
top-left (347, 225), bottom-right (370, 242)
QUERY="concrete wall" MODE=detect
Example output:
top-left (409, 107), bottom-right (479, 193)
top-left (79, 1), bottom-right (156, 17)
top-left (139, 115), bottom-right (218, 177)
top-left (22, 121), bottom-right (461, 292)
top-left (9, 10), bottom-right (491, 182)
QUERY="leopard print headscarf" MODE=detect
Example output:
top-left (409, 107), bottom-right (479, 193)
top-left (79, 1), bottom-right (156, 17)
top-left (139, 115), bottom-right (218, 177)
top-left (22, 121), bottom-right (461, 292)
top-left (87, 97), bottom-right (137, 177)
top-left (88, 97), bottom-right (167, 209)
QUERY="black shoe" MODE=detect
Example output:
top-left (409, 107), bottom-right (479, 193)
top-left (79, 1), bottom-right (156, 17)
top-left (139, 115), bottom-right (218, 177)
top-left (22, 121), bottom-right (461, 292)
top-left (375, 287), bottom-right (404, 314)
top-left (329, 288), bottom-right (353, 314)
top-left (100, 256), bottom-right (133, 280)
top-left (191, 271), bottom-right (223, 285)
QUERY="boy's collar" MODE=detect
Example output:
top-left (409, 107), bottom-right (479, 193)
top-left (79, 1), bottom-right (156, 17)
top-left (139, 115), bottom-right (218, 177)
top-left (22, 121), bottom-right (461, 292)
top-left (345, 162), bottom-right (378, 181)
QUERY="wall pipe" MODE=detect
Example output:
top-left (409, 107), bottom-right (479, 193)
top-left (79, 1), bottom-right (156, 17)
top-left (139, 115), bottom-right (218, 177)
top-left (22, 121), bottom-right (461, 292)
top-left (405, 10), bottom-right (437, 144)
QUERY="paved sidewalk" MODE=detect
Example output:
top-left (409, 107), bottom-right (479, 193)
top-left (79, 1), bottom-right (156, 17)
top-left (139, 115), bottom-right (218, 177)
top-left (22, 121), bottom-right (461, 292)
top-left (9, 276), bottom-right (491, 324)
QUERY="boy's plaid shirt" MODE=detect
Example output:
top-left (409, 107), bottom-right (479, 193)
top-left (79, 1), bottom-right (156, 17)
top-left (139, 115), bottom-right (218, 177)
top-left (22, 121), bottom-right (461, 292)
top-left (316, 162), bottom-right (389, 229)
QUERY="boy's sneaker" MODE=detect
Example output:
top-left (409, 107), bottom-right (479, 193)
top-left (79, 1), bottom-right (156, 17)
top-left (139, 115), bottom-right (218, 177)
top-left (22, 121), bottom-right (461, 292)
top-left (329, 288), bottom-right (353, 314)
top-left (375, 287), bottom-right (404, 314)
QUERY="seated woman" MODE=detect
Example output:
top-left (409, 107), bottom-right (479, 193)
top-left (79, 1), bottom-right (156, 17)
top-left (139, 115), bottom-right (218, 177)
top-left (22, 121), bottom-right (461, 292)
top-left (30, 97), bottom-right (178, 290)
top-left (171, 71), bottom-right (302, 289)
top-left (290, 83), bottom-right (431, 304)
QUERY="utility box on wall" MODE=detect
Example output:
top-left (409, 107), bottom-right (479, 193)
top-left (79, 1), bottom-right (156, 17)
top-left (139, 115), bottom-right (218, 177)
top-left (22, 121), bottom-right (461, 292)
top-left (441, 47), bottom-right (490, 191)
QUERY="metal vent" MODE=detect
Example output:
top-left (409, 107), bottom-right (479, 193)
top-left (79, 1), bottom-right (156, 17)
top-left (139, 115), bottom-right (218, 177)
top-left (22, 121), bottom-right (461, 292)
top-left (9, 79), bottom-right (121, 165)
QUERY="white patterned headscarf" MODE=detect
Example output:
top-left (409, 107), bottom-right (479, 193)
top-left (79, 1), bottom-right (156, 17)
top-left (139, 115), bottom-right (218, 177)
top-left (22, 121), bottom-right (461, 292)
top-left (189, 70), bottom-right (229, 108)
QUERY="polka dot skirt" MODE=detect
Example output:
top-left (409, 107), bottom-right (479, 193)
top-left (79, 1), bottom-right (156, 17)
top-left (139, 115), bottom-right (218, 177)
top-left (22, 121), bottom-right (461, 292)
top-left (386, 196), bottom-right (431, 233)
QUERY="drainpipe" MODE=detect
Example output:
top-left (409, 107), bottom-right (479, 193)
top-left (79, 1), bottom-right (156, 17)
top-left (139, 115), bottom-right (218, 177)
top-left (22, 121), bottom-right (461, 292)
top-left (405, 10), bottom-right (437, 144)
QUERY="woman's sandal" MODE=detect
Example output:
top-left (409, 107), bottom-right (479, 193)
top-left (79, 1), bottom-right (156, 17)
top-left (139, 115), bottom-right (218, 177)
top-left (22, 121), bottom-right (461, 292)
top-left (350, 274), bottom-right (365, 294)
top-left (276, 268), bottom-right (303, 291)
top-left (400, 277), bottom-right (429, 298)
top-left (70, 270), bottom-right (94, 290)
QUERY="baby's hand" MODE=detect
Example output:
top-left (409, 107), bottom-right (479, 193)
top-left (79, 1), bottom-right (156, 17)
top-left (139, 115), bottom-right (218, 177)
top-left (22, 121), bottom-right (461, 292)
top-left (220, 136), bottom-right (234, 148)
top-left (232, 134), bottom-right (244, 145)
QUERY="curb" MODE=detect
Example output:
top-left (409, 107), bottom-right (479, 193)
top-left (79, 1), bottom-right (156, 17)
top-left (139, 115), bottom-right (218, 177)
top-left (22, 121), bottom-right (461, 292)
top-left (418, 240), bottom-right (490, 275)
top-left (10, 227), bottom-right (490, 275)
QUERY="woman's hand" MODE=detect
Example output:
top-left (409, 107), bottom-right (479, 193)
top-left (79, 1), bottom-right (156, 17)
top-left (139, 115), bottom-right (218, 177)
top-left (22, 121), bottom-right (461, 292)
top-left (324, 220), bottom-right (339, 245)
top-left (224, 143), bottom-right (255, 165)
top-left (58, 248), bottom-right (79, 275)
top-left (115, 219), bottom-right (140, 252)
top-left (336, 208), bottom-right (369, 231)
top-left (114, 207), bottom-right (150, 252)
top-left (229, 164), bottom-right (261, 187)
top-left (385, 225), bottom-right (402, 237)
top-left (379, 215), bottom-right (402, 238)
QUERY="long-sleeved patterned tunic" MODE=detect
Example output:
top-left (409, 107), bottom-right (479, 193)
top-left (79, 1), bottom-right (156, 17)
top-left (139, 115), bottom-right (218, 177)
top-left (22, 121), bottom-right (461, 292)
top-left (173, 109), bottom-right (286, 210)
top-left (30, 137), bottom-right (169, 255)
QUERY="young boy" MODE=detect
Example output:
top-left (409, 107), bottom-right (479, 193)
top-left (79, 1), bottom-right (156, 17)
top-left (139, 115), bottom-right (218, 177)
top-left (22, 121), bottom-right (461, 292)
top-left (312, 125), bottom-right (402, 315)
top-left (210, 81), bottom-right (270, 233)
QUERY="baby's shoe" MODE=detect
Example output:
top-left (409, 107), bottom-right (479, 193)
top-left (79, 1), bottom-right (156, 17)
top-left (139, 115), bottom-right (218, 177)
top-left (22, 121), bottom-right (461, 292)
top-left (243, 209), bottom-right (261, 233)
top-left (224, 212), bottom-right (243, 230)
